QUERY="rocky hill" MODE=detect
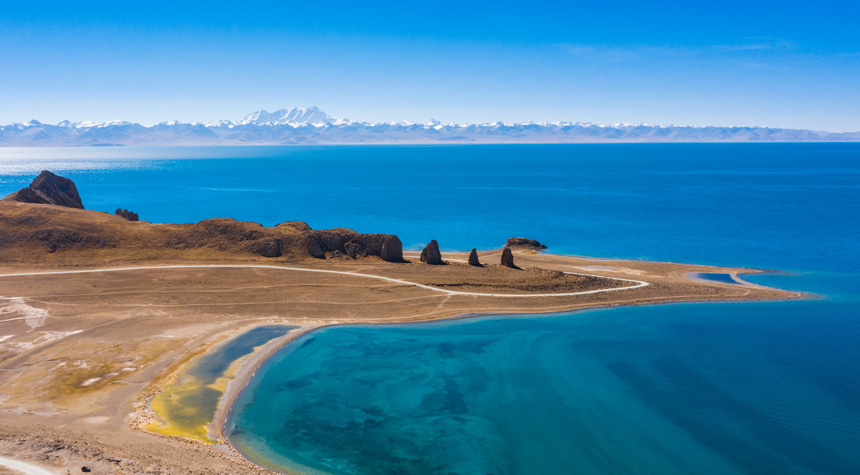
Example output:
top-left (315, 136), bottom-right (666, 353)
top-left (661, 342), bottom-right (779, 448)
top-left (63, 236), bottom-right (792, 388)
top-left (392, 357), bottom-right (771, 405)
top-left (0, 172), bottom-right (403, 264)
top-left (3, 170), bottom-right (84, 209)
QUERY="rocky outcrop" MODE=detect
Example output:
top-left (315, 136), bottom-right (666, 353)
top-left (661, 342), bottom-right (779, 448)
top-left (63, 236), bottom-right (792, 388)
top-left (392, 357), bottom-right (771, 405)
top-left (3, 170), bottom-right (84, 209)
top-left (0, 171), bottom-right (407, 263)
top-left (420, 240), bottom-right (444, 265)
top-left (500, 247), bottom-right (517, 268)
top-left (115, 208), bottom-right (139, 221)
top-left (505, 237), bottom-right (547, 250)
top-left (468, 248), bottom-right (482, 267)
top-left (306, 229), bottom-right (403, 262)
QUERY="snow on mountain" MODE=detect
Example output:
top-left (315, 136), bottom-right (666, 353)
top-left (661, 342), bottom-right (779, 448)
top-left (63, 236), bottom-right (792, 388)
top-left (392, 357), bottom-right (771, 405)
top-left (239, 107), bottom-right (331, 126)
top-left (0, 107), bottom-right (858, 146)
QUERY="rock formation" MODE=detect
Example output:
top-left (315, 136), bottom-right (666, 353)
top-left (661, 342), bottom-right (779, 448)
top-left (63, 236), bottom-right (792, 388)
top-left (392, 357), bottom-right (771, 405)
top-left (3, 170), bottom-right (84, 209)
top-left (505, 237), bottom-right (547, 250)
top-left (468, 248), bottom-right (482, 267)
top-left (306, 229), bottom-right (403, 262)
top-left (115, 208), bottom-right (139, 221)
top-left (420, 240), bottom-right (444, 265)
top-left (500, 247), bottom-right (517, 268)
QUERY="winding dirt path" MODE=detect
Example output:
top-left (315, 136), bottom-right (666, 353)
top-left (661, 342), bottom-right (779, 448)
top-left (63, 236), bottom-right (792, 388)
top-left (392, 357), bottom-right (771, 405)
top-left (0, 264), bottom-right (649, 298)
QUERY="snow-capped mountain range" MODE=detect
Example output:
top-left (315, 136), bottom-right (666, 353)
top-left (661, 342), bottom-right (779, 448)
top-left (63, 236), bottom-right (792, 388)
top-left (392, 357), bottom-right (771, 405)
top-left (1, 107), bottom-right (857, 146)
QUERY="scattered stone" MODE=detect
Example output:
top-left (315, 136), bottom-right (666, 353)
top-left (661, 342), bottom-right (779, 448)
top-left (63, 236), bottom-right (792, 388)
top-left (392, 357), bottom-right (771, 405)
top-left (115, 208), bottom-right (139, 221)
top-left (3, 170), bottom-right (84, 209)
top-left (420, 239), bottom-right (444, 265)
top-left (500, 247), bottom-right (517, 268)
top-left (468, 248), bottom-right (482, 267)
top-left (505, 237), bottom-right (547, 250)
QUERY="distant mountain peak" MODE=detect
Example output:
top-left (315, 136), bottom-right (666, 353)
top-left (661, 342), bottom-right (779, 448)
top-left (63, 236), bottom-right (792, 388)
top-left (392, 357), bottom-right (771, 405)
top-left (239, 106), bottom-right (331, 126)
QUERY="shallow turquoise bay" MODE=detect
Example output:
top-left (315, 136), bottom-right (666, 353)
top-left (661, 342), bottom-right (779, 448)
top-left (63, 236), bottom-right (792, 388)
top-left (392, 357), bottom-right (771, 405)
top-left (227, 300), bottom-right (860, 475)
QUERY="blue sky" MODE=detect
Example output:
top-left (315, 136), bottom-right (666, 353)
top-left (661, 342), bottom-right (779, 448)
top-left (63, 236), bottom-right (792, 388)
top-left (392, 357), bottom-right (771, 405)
top-left (2, 1), bottom-right (859, 131)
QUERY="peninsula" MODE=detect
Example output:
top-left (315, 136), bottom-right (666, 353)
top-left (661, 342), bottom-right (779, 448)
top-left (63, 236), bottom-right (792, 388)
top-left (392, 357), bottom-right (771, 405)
top-left (0, 172), bottom-right (799, 474)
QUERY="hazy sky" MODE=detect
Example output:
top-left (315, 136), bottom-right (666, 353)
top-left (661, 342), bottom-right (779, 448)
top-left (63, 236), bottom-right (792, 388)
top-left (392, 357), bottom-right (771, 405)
top-left (2, 1), bottom-right (859, 131)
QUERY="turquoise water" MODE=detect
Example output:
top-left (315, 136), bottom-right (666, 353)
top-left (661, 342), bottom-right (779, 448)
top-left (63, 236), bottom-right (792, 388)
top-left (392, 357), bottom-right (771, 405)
top-left (1, 144), bottom-right (859, 474)
top-left (229, 302), bottom-right (860, 475)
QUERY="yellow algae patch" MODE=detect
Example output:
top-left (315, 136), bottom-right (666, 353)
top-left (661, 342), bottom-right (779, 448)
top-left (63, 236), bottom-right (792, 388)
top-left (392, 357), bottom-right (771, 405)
top-left (146, 325), bottom-right (295, 443)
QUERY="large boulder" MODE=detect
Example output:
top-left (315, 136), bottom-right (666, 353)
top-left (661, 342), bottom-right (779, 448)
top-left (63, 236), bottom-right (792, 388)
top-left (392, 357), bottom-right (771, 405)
top-left (380, 236), bottom-right (404, 262)
top-left (505, 237), bottom-right (547, 251)
top-left (468, 248), bottom-right (482, 267)
top-left (3, 170), bottom-right (84, 209)
top-left (500, 247), bottom-right (517, 268)
top-left (420, 239), bottom-right (444, 265)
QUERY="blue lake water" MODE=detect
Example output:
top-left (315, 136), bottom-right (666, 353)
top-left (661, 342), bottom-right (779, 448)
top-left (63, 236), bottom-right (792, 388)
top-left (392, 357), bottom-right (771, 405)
top-left (692, 273), bottom-right (741, 285)
top-left (1, 143), bottom-right (858, 474)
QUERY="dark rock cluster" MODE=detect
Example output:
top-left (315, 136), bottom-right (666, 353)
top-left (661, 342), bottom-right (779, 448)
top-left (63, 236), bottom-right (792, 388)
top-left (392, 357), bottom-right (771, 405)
top-left (115, 208), bottom-right (139, 221)
top-left (420, 240), bottom-right (444, 265)
top-left (3, 170), bottom-right (84, 209)
top-left (505, 237), bottom-right (547, 250)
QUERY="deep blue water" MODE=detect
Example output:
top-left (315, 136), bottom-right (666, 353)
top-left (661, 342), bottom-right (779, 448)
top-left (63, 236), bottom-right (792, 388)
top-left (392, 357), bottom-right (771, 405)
top-left (1, 144), bottom-right (858, 474)
top-left (695, 273), bottom-right (741, 285)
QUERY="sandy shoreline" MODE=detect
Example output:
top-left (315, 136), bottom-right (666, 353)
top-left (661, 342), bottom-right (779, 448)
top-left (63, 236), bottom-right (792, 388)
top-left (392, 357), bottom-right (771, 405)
top-left (0, 249), bottom-right (801, 474)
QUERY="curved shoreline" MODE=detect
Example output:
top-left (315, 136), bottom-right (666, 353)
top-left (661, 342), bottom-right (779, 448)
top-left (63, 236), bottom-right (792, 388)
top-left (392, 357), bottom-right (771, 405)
top-left (216, 296), bottom-right (809, 474)
top-left (0, 254), bottom-right (801, 474)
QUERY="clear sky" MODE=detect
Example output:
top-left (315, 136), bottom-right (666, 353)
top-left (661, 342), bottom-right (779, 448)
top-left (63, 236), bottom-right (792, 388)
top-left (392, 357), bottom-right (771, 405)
top-left (2, 1), bottom-right (859, 131)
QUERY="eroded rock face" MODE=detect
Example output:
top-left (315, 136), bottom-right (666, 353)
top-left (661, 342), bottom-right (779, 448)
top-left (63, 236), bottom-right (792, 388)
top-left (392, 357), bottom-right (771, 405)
top-left (420, 239), bottom-right (444, 265)
top-left (115, 208), bottom-right (139, 221)
top-left (500, 247), bottom-right (517, 268)
top-left (505, 237), bottom-right (547, 250)
top-left (3, 170), bottom-right (84, 209)
top-left (247, 239), bottom-right (281, 258)
top-left (468, 248), bottom-right (482, 267)
top-left (380, 237), bottom-right (404, 262)
top-left (307, 230), bottom-right (403, 262)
